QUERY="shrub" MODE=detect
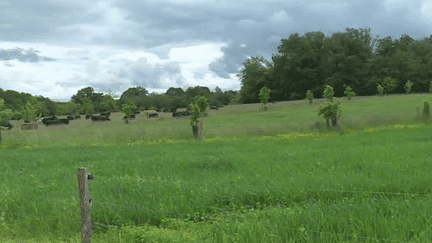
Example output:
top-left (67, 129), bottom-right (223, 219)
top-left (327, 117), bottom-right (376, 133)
top-left (404, 80), bottom-right (414, 94)
top-left (343, 85), bottom-right (356, 100)
top-left (423, 101), bottom-right (430, 119)
top-left (306, 90), bottom-right (314, 104)
top-left (318, 85), bottom-right (342, 128)
top-left (377, 83), bottom-right (384, 97)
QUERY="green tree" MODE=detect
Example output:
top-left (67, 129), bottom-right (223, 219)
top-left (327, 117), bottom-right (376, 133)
top-left (306, 90), bottom-right (314, 104)
top-left (0, 98), bottom-right (13, 144)
top-left (121, 99), bottom-right (137, 124)
top-left (404, 80), bottom-right (414, 94)
top-left (237, 56), bottom-right (274, 103)
top-left (22, 96), bottom-right (42, 122)
top-left (343, 85), bottom-right (356, 100)
top-left (377, 83), bottom-right (384, 96)
top-left (381, 77), bottom-right (398, 95)
top-left (258, 86), bottom-right (271, 110)
top-left (80, 97), bottom-right (94, 115)
top-left (430, 81), bottom-right (432, 94)
top-left (318, 85), bottom-right (342, 128)
top-left (191, 95), bottom-right (209, 117)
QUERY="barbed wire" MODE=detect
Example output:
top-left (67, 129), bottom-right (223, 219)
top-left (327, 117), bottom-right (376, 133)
top-left (93, 175), bottom-right (427, 197)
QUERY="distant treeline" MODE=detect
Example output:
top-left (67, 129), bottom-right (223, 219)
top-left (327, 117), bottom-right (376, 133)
top-left (237, 27), bottom-right (432, 103)
top-left (0, 86), bottom-right (240, 118)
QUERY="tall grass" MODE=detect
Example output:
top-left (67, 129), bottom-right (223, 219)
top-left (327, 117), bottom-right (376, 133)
top-left (1, 93), bottom-right (432, 242)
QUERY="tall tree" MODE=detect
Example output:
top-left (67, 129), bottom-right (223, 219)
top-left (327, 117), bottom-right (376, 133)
top-left (237, 56), bottom-right (274, 103)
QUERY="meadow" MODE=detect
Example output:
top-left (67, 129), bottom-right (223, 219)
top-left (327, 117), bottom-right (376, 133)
top-left (1, 93), bottom-right (432, 242)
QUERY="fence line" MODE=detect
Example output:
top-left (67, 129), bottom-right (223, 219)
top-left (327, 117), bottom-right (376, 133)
top-left (94, 175), bottom-right (426, 196)
top-left (77, 167), bottom-right (423, 242)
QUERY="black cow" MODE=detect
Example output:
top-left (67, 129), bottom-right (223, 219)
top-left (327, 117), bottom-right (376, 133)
top-left (148, 113), bottom-right (158, 118)
top-left (44, 119), bottom-right (66, 126)
top-left (67, 115), bottom-right (75, 120)
top-left (85, 114), bottom-right (93, 120)
top-left (75, 115), bottom-right (81, 119)
top-left (59, 119), bottom-right (70, 124)
top-left (91, 116), bottom-right (111, 121)
top-left (1, 121), bottom-right (13, 130)
top-left (130, 114), bottom-right (136, 119)
top-left (42, 117), bottom-right (59, 125)
top-left (123, 116), bottom-right (128, 119)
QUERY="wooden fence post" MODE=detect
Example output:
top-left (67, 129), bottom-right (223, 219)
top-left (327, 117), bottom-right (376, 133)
top-left (77, 167), bottom-right (94, 243)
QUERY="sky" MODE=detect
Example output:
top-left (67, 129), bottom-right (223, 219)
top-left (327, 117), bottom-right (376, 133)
top-left (0, 0), bottom-right (431, 102)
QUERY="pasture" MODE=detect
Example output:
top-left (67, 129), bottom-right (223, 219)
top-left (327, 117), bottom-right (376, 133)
top-left (1, 93), bottom-right (432, 242)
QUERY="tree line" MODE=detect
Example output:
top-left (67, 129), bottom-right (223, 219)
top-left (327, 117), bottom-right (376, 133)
top-left (238, 27), bottom-right (432, 103)
top-left (0, 85), bottom-right (240, 121)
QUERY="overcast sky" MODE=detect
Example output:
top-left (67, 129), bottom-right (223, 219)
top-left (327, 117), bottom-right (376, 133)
top-left (0, 0), bottom-right (431, 102)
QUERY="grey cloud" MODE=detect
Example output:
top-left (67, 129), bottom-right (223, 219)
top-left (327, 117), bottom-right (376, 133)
top-left (0, 48), bottom-right (56, 63)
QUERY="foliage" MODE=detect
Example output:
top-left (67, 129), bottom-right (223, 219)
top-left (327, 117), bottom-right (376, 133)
top-left (429, 81), bottom-right (432, 94)
top-left (305, 90), bottom-right (314, 104)
top-left (0, 98), bottom-right (13, 124)
top-left (237, 56), bottom-right (274, 104)
top-left (21, 97), bottom-right (42, 122)
top-left (121, 99), bottom-right (137, 118)
top-left (258, 86), bottom-right (271, 110)
top-left (343, 85), bottom-right (356, 100)
top-left (80, 97), bottom-right (94, 115)
top-left (404, 80), bottom-right (414, 94)
top-left (423, 100), bottom-right (430, 119)
top-left (318, 85), bottom-right (342, 128)
top-left (381, 77), bottom-right (398, 95)
top-left (191, 95), bottom-right (209, 117)
top-left (377, 83), bottom-right (384, 96)
top-left (188, 102), bottom-right (201, 126)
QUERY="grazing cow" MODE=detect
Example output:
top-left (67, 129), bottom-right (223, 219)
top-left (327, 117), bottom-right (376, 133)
top-left (21, 124), bottom-right (31, 130)
top-left (59, 119), bottom-right (70, 124)
top-left (42, 117), bottom-right (59, 125)
top-left (67, 115), bottom-right (75, 120)
top-left (75, 115), bottom-right (81, 119)
top-left (148, 113), bottom-right (158, 118)
top-left (1, 121), bottom-right (13, 130)
top-left (91, 116), bottom-right (111, 121)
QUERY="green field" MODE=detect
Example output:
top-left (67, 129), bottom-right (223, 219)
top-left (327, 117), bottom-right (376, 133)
top-left (1, 94), bottom-right (432, 242)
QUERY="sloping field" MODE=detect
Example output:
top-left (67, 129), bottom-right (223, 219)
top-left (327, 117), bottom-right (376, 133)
top-left (1, 94), bottom-right (432, 242)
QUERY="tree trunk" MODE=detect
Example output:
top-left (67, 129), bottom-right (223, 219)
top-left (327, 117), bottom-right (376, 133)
top-left (192, 121), bottom-right (204, 140)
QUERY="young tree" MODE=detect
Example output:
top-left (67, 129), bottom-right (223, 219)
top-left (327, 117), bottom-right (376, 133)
top-left (189, 96), bottom-right (208, 139)
top-left (0, 98), bottom-right (13, 144)
top-left (423, 100), bottom-right (430, 120)
top-left (429, 81), bottom-right (432, 94)
top-left (404, 80), bottom-right (414, 94)
top-left (343, 85), bottom-right (356, 100)
top-left (318, 85), bottom-right (342, 129)
top-left (191, 95), bottom-right (209, 117)
top-left (382, 77), bottom-right (398, 95)
top-left (377, 83), bottom-right (384, 97)
top-left (22, 97), bottom-right (42, 123)
top-left (121, 99), bottom-right (136, 124)
top-left (306, 90), bottom-right (314, 104)
top-left (258, 86), bottom-right (271, 110)
top-left (80, 97), bottom-right (95, 115)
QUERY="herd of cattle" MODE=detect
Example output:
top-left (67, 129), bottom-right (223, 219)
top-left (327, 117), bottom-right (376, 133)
top-left (1, 107), bottom-right (221, 130)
